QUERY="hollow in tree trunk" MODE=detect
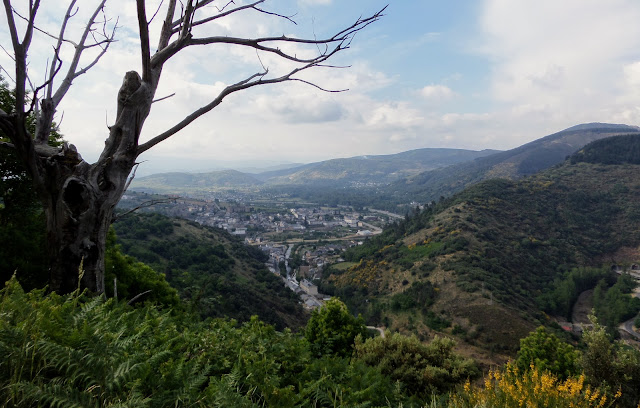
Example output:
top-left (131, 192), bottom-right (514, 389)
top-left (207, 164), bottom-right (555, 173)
top-left (41, 72), bottom-right (152, 294)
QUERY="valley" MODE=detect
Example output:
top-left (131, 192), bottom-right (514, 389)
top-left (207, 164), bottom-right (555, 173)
top-left (116, 190), bottom-right (402, 313)
top-left (6, 122), bottom-right (640, 406)
top-left (5, 1), bottom-right (640, 404)
top-left (116, 124), bottom-right (640, 359)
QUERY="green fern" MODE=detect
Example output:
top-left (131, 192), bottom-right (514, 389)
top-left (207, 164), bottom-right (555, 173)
top-left (1, 276), bottom-right (415, 407)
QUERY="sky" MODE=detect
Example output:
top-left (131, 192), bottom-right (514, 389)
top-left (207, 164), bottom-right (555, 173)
top-left (3, 0), bottom-right (640, 175)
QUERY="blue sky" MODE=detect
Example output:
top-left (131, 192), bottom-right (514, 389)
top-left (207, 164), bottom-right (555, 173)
top-left (3, 0), bottom-right (640, 174)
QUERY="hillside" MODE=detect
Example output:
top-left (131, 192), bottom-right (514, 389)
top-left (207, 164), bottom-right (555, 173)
top-left (390, 123), bottom-right (640, 204)
top-left (112, 213), bottom-right (306, 330)
top-left (255, 148), bottom-right (500, 187)
top-left (321, 134), bottom-right (640, 356)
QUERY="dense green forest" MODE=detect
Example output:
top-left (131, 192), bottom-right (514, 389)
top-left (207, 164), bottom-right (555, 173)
top-left (111, 212), bottom-right (305, 330)
top-left (571, 133), bottom-right (640, 165)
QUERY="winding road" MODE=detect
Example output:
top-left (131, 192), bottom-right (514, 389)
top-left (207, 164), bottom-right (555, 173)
top-left (366, 326), bottom-right (386, 338)
top-left (620, 286), bottom-right (640, 340)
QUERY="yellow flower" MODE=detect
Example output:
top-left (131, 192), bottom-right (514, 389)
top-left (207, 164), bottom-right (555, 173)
top-left (463, 380), bottom-right (470, 393)
top-left (613, 388), bottom-right (622, 399)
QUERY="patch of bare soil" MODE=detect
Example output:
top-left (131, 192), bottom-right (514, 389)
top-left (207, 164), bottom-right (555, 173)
top-left (596, 246), bottom-right (640, 265)
top-left (571, 289), bottom-right (594, 325)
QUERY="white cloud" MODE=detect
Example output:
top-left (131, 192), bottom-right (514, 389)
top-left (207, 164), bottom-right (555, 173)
top-left (389, 133), bottom-right (416, 143)
top-left (420, 84), bottom-right (455, 101)
top-left (254, 90), bottom-right (345, 124)
top-left (478, 0), bottom-right (640, 105)
top-left (624, 61), bottom-right (640, 87)
top-left (366, 102), bottom-right (423, 129)
top-left (6, 1), bottom-right (640, 169)
top-left (461, 0), bottom-right (640, 149)
top-left (440, 112), bottom-right (491, 127)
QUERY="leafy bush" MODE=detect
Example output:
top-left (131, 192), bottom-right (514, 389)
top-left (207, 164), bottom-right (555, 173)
top-left (304, 298), bottom-right (367, 358)
top-left (516, 326), bottom-right (580, 379)
top-left (354, 332), bottom-right (478, 398)
top-left (104, 228), bottom-right (180, 307)
top-left (581, 316), bottom-right (640, 406)
top-left (390, 281), bottom-right (437, 312)
top-left (537, 267), bottom-right (611, 319)
top-left (593, 276), bottom-right (640, 333)
top-left (451, 363), bottom-right (616, 408)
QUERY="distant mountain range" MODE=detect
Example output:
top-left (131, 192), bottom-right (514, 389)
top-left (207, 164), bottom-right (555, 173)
top-left (130, 123), bottom-right (640, 204)
top-left (130, 148), bottom-right (500, 193)
top-left (252, 148), bottom-right (501, 186)
top-left (130, 169), bottom-right (264, 194)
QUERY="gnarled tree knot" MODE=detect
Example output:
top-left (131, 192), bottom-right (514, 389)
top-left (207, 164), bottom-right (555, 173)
top-left (116, 71), bottom-right (142, 118)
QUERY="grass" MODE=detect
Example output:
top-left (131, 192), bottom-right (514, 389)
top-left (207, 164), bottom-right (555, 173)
top-left (333, 262), bottom-right (358, 271)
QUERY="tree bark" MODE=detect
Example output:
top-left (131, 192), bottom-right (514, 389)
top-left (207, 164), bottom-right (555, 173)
top-left (44, 71), bottom-right (154, 294)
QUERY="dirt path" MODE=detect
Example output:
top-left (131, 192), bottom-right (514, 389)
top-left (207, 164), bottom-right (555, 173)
top-left (571, 289), bottom-right (594, 325)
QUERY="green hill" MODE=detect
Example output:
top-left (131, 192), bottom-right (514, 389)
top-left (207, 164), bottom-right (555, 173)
top-left (570, 132), bottom-right (640, 165)
top-left (112, 213), bottom-right (306, 330)
top-left (390, 123), bottom-right (640, 205)
top-left (321, 134), bottom-right (640, 356)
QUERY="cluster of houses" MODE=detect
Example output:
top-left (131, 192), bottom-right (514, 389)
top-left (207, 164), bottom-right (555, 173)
top-left (259, 241), bottom-right (356, 310)
top-left (121, 193), bottom-right (387, 242)
top-left (261, 242), bottom-right (350, 280)
top-left (198, 205), bottom-right (384, 241)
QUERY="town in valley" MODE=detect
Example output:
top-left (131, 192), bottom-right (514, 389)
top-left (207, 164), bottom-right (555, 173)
top-left (118, 190), bottom-right (404, 309)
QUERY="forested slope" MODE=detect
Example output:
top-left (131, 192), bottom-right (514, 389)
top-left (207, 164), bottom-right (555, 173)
top-left (322, 134), bottom-right (640, 353)
top-left (112, 213), bottom-right (306, 330)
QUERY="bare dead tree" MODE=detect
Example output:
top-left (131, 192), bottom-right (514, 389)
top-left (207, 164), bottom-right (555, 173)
top-left (0, 0), bottom-right (384, 294)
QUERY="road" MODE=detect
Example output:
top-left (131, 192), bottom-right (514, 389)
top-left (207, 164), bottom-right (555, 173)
top-left (369, 208), bottom-right (404, 220)
top-left (615, 269), bottom-right (640, 280)
top-left (620, 285), bottom-right (640, 340)
top-left (285, 244), bottom-right (293, 280)
top-left (366, 326), bottom-right (386, 338)
top-left (360, 221), bottom-right (383, 235)
top-left (622, 318), bottom-right (640, 340)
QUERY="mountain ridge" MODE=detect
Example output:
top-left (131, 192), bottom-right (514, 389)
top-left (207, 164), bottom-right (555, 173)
top-left (389, 123), bottom-right (640, 204)
top-left (130, 147), bottom-right (501, 193)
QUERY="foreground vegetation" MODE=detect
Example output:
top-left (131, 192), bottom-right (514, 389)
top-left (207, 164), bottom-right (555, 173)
top-left (0, 278), bottom-right (478, 407)
top-left (3, 277), bottom-right (640, 407)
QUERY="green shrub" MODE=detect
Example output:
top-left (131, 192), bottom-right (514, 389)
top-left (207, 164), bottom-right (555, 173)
top-left (304, 298), bottom-right (367, 358)
top-left (354, 332), bottom-right (478, 398)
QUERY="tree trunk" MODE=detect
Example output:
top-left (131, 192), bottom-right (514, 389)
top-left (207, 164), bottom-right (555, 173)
top-left (43, 144), bottom-right (138, 294)
top-left (45, 168), bottom-right (118, 294)
top-left (42, 71), bottom-right (154, 294)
